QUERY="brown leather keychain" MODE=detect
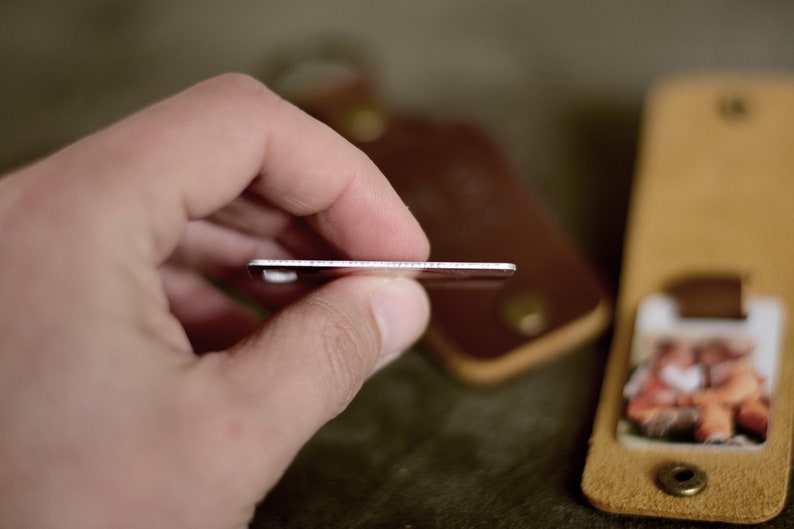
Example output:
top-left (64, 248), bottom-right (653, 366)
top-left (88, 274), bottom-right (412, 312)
top-left (267, 61), bottom-right (610, 384)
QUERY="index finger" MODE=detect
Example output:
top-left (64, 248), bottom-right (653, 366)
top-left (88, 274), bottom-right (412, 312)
top-left (50, 73), bottom-right (429, 264)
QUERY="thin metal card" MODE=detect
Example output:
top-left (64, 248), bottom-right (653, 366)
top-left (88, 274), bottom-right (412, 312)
top-left (247, 259), bottom-right (516, 286)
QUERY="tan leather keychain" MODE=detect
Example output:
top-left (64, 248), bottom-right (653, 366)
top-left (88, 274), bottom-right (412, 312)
top-left (582, 76), bottom-right (794, 523)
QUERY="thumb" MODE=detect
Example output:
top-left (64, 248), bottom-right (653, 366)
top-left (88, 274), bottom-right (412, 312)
top-left (218, 275), bottom-right (429, 450)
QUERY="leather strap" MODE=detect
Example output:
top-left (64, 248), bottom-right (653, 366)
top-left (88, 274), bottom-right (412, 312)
top-left (666, 274), bottom-right (745, 320)
top-left (582, 76), bottom-right (794, 523)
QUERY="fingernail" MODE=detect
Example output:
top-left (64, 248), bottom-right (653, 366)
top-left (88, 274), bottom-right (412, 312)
top-left (370, 278), bottom-right (430, 361)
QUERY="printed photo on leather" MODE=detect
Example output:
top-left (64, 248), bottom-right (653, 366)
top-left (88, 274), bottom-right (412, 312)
top-left (619, 294), bottom-right (784, 448)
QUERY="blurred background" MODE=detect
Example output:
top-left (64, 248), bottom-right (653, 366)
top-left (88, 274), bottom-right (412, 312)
top-left (5, 0), bottom-right (794, 284)
top-left (2, 1), bottom-right (794, 527)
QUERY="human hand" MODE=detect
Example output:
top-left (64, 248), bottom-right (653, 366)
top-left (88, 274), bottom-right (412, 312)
top-left (0, 74), bottom-right (430, 529)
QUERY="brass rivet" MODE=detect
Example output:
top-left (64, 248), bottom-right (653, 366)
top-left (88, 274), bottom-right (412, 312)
top-left (718, 95), bottom-right (749, 121)
top-left (499, 291), bottom-right (547, 337)
top-left (344, 103), bottom-right (387, 142)
top-left (658, 462), bottom-right (707, 497)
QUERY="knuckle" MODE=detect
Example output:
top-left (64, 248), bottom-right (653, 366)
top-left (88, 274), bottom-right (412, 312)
top-left (207, 72), bottom-right (267, 97)
top-left (202, 73), bottom-right (282, 118)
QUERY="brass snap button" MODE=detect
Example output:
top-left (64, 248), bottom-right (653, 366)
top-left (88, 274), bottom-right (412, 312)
top-left (718, 94), bottom-right (749, 121)
top-left (657, 462), bottom-right (707, 497)
top-left (342, 103), bottom-right (387, 143)
top-left (498, 290), bottom-right (547, 337)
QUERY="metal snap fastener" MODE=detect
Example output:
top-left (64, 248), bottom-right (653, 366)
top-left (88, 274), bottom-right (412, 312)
top-left (658, 462), bottom-right (707, 497)
top-left (343, 103), bottom-right (387, 143)
top-left (718, 94), bottom-right (749, 121)
top-left (499, 290), bottom-right (547, 337)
